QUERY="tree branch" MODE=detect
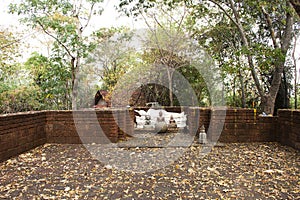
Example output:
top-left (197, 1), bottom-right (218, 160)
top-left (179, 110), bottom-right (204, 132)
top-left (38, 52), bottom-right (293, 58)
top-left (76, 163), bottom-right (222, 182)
top-left (261, 6), bottom-right (278, 48)
top-left (227, 0), bottom-right (264, 97)
top-left (36, 19), bottom-right (74, 59)
top-left (82, 3), bottom-right (95, 31)
top-left (281, 2), bottom-right (294, 53)
top-left (0, 31), bottom-right (38, 50)
top-left (209, 0), bottom-right (240, 28)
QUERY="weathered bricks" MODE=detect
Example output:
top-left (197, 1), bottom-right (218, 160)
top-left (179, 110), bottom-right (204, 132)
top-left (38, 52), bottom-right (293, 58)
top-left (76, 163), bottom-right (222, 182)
top-left (0, 111), bottom-right (47, 162)
top-left (277, 110), bottom-right (300, 150)
top-left (0, 109), bottom-right (134, 162)
top-left (1, 108), bottom-right (299, 162)
top-left (46, 109), bottom-right (133, 144)
top-left (186, 108), bottom-right (277, 143)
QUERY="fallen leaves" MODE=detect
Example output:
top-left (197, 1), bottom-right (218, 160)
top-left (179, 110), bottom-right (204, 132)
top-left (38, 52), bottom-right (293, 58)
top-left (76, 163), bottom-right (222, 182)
top-left (263, 169), bottom-right (284, 174)
top-left (0, 142), bottom-right (299, 199)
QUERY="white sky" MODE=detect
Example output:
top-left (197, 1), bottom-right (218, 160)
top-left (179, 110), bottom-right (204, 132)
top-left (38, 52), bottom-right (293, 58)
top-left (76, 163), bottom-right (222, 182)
top-left (0, 0), bottom-right (145, 28)
top-left (0, 0), bottom-right (146, 60)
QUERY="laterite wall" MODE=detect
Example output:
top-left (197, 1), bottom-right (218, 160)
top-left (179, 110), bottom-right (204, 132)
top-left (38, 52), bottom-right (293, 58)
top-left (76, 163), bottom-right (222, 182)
top-left (1, 108), bottom-right (299, 162)
top-left (0, 112), bottom-right (46, 162)
top-left (277, 110), bottom-right (300, 150)
top-left (46, 109), bottom-right (133, 144)
top-left (188, 108), bottom-right (275, 143)
top-left (0, 109), bottom-right (134, 162)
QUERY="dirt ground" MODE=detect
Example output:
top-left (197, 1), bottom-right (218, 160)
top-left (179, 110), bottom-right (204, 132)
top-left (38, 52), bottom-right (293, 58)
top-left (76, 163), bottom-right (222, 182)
top-left (0, 140), bottom-right (299, 199)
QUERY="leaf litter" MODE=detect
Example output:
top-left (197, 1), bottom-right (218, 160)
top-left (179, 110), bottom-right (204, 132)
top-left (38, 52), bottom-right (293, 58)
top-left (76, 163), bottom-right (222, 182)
top-left (0, 142), bottom-right (299, 199)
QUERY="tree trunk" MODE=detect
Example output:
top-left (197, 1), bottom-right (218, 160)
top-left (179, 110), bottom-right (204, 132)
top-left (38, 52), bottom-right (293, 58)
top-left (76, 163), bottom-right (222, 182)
top-left (292, 35), bottom-right (298, 108)
top-left (72, 71), bottom-right (79, 110)
top-left (266, 5), bottom-right (293, 114)
top-left (283, 70), bottom-right (289, 108)
top-left (72, 15), bottom-right (85, 110)
top-left (167, 68), bottom-right (174, 106)
top-left (296, 70), bottom-right (298, 109)
top-left (238, 69), bottom-right (246, 108)
top-left (261, 94), bottom-right (275, 114)
top-left (233, 77), bottom-right (236, 107)
top-left (227, 0), bottom-right (294, 115)
top-left (290, 0), bottom-right (300, 17)
top-left (71, 57), bottom-right (79, 110)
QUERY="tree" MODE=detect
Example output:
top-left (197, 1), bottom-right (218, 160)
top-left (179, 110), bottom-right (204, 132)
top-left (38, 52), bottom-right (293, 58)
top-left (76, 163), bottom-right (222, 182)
top-left (24, 52), bottom-right (72, 109)
top-left (0, 29), bottom-right (44, 113)
top-left (209, 0), bottom-right (295, 114)
top-left (194, 18), bottom-right (250, 108)
top-left (139, 4), bottom-right (193, 106)
top-left (119, 0), bottom-right (297, 114)
top-left (292, 36), bottom-right (299, 109)
top-left (87, 27), bottom-right (134, 94)
top-left (204, 0), bottom-right (296, 114)
top-left (0, 28), bottom-right (20, 84)
top-left (9, 0), bottom-right (104, 110)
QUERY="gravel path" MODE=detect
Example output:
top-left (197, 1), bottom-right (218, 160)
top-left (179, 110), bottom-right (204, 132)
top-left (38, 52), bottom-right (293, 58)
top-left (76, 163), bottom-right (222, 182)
top-left (0, 141), bottom-right (299, 199)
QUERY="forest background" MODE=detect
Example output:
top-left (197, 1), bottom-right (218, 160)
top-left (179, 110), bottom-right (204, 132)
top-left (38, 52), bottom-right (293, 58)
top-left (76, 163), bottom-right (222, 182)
top-left (0, 0), bottom-right (299, 115)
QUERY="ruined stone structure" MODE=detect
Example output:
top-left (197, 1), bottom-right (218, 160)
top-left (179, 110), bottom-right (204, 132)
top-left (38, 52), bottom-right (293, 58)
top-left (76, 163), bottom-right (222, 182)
top-left (0, 108), bottom-right (299, 162)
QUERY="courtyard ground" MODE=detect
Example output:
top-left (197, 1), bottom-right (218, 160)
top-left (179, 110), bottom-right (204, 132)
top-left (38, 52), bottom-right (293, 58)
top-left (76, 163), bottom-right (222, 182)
top-left (0, 138), bottom-right (299, 199)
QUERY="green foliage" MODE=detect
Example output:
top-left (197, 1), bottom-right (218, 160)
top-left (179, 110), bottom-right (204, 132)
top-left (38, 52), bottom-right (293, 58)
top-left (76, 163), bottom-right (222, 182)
top-left (0, 29), bottom-right (33, 114)
top-left (178, 65), bottom-right (210, 106)
top-left (86, 27), bottom-right (136, 101)
top-left (24, 52), bottom-right (72, 110)
top-left (0, 0), bottom-right (296, 112)
top-left (0, 85), bottom-right (42, 113)
top-left (187, 0), bottom-right (297, 110)
top-left (9, 0), bottom-right (103, 59)
top-left (9, 0), bottom-right (104, 110)
top-left (0, 29), bottom-right (21, 82)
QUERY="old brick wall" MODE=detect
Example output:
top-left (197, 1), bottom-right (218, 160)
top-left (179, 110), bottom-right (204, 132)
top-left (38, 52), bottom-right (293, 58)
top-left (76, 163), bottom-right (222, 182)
top-left (0, 109), bottom-right (134, 162)
top-left (45, 109), bottom-right (133, 144)
top-left (1, 108), bottom-right (299, 162)
top-left (0, 112), bottom-right (46, 162)
top-left (188, 108), bottom-right (276, 143)
top-left (277, 110), bottom-right (300, 150)
top-left (188, 107), bottom-right (210, 137)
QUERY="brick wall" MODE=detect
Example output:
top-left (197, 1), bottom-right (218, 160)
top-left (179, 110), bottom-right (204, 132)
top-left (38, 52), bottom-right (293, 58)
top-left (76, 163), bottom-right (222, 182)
top-left (132, 107), bottom-right (275, 143)
top-left (0, 111), bottom-right (46, 162)
top-left (188, 108), bottom-right (276, 143)
top-left (46, 109), bottom-right (134, 144)
top-left (277, 110), bottom-right (300, 150)
top-left (0, 109), bottom-right (134, 162)
top-left (1, 108), bottom-right (299, 162)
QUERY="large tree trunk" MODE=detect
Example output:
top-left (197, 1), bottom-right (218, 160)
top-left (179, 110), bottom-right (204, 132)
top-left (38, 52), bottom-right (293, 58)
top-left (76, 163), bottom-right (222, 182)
top-left (265, 5), bottom-right (293, 115)
top-left (238, 69), bottom-right (246, 108)
top-left (261, 95), bottom-right (275, 114)
top-left (71, 57), bottom-right (79, 110)
top-left (293, 36), bottom-right (298, 108)
top-left (290, 0), bottom-right (300, 17)
top-left (72, 15), bottom-right (85, 110)
top-left (226, 0), bottom-right (294, 115)
top-left (274, 76), bottom-right (290, 115)
top-left (72, 67), bottom-right (79, 110)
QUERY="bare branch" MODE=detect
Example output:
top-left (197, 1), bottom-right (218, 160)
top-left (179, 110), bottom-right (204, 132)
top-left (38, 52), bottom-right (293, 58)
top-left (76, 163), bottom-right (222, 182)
top-left (140, 11), bottom-right (166, 58)
top-left (82, 3), bottom-right (95, 31)
top-left (0, 38), bottom-right (21, 50)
